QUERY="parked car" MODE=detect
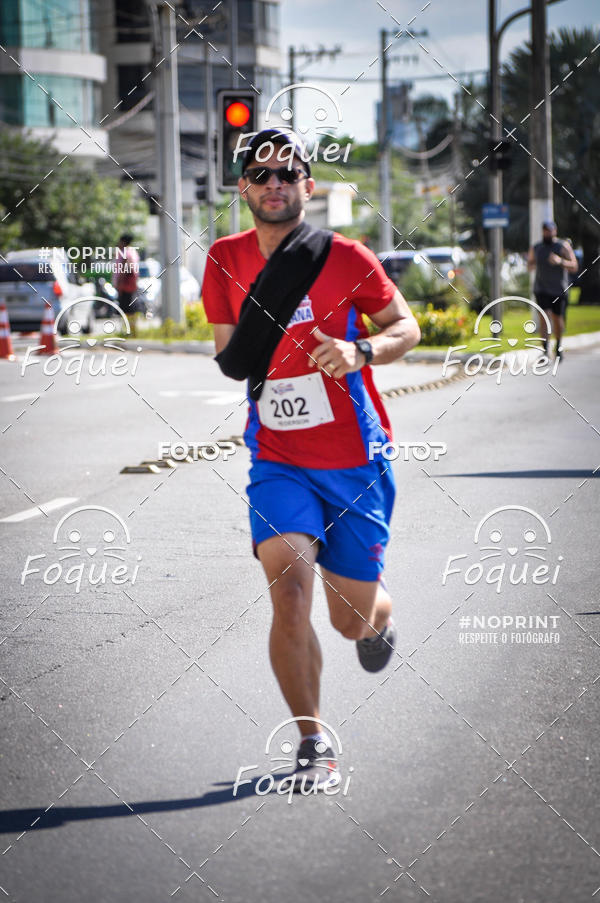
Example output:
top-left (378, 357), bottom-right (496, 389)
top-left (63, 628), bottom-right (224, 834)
top-left (376, 250), bottom-right (417, 285)
top-left (137, 258), bottom-right (201, 314)
top-left (414, 246), bottom-right (468, 281)
top-left (0, 249), bottom-right (95, 334)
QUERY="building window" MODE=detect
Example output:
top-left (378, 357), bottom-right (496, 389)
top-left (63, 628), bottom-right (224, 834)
top-left (256, 1), bottom-right (279, 47)
top-left (0, 74), bottom-right (22, 125)
top-left (0, 73), bottom-right (98, 127)
top-left (117, 65), bottom-right (154, 112)
top-left (115, 0), bottom-right (149, 43)
top-left (0, 0), bottom-right (96, 52)
top-left (178, 63), bottom-right (254, 111)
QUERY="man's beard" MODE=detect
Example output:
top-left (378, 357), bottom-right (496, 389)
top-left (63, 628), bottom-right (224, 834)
top-left (246, 193), bottom-right (303, 224)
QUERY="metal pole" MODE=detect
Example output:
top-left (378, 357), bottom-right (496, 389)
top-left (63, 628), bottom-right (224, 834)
top-left (288, 46), bottom-right (295, 131)
top-left (488, 0), bottom-right (503, 322)
top-left (155, 2), bottom-right (182, 323)
top-left (229, 0), bottom-right (240, 234)
top-left (379, 29), bottom-right (393, 251)
top-left (529, 0), bottom-right (554, 256)
top-left (204, 39), bottom-right (216, 247)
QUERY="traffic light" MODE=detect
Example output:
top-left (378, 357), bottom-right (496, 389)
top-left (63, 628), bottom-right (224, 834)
top-left (217, 89), bottom-right (257, 192)
top-left (195, 176), bottom-right (207, 202)
top-left (488, 139), bottom-right (512, 171)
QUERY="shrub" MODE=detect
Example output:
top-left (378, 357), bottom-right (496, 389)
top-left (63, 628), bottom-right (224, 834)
top-left (414, 304), bottom-right (476, 346)
top-left (400, 261), bottom-right (455, 308)
top-left (185, 301), bottom-right (213, 338)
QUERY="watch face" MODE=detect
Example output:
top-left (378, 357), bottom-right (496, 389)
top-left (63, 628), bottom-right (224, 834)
top-left (357, 339), bottom-right (373, 362)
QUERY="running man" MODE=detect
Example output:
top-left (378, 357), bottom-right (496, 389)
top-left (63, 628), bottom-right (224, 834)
top-left (201, 129), bottom-right (421, 788)
top-left (528, 220), bottom-right (578, 360)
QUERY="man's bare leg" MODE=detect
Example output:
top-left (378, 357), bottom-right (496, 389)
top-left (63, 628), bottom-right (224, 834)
top-left (551, 311), bottom-right (565, 354)
top-left (539, 310), bottom-right (550, 353)
top-left (257, 532), bottom-right (322, 737)
top-left (321, 569), bottom-right (391, 640)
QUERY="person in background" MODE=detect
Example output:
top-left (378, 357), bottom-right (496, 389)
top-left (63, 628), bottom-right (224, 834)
top-left (528, 220), bottom-right (578, 361)
top-left (114, 233), bottom-right (141, 335)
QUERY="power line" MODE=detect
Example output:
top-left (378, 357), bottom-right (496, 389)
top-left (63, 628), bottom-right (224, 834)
top-left (289, 69), bottom-right (487, 84)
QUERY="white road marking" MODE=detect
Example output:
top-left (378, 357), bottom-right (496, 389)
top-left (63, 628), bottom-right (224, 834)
top-left (0, 393), bottom-right (40, 403)
top-left (0, 497), bottom-right (78, 524)
top-left (85, 383), bottom-right (121, 390)
top-left (205, 393), bottom-right (246, 405)
top-left (159, 389), bottom-right (246, 405)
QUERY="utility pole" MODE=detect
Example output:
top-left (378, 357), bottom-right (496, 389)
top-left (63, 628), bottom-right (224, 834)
top-left (488, 0), bottom-right (503, 321)
top-left (150, 0), bottom-right (182, 323)
top-left (204, 39), bottom-right (216, 248)
top-left (288, 46), bottom-right (296, 130)
top-left (487, 0), bottom-right (563, 319)
top-left (378, 28), bottom-right (427, 252)
top-left (285, 45), bottom-right (342, 134)
top-left (529, 0), bottom-right (554, 254)
top-left (379, 28), bottom-right (393, 251)
top-left (229, 0), bottom-right (240, 235)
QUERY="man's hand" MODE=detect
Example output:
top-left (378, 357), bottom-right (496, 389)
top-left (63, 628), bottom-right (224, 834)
top-left (308, 327), bottom-right (365, 379)
top-left (548, 252), bottom-right (564, 266)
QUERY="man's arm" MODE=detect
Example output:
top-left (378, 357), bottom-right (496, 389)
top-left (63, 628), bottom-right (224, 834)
top-left (363, 288), bottom-right (421, 364)
top-left (554, 241), bottom-right (578, 272)
top-left (214, 323), bottom-right (235, 354)
top-left (309, 289), bottom-right (421, 379)
top-left (527, 247), bottom-right (536, 272)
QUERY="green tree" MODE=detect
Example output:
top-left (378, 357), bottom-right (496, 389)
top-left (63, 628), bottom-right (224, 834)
top-left (502, 27), bottom-right (600, 302)
top-left (444, 28), bottom-right (600, 300)
top-left (0, 130), bottom-right (147, 253)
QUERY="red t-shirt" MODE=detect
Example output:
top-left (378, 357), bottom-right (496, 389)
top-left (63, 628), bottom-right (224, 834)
top-left (201, 228), bottom-right (396, 469)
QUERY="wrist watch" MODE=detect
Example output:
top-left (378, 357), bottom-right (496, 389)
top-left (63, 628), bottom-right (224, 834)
top-left (354, 338), bottom-right (374, 365)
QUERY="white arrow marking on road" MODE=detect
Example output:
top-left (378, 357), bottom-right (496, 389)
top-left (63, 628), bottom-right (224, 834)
top-left (0, 497), bottom-right (78, 524)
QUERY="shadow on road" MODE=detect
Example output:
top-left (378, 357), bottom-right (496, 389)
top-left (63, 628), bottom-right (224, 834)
top-left (438, 469), bottom-right (600, 479)
top-left (0, 776), bottom-right (279, 834)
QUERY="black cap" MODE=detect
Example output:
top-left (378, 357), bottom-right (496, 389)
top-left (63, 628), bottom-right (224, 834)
top-left (542, 220), bottom-right (557, 231)
top-left (240, 128), bottom-right (311, 176)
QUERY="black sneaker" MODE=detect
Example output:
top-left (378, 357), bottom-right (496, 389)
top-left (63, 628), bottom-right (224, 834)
top-left (356, 617), bottom-right (396, 672)
top-left (293, 738), bottom-right (340, 792)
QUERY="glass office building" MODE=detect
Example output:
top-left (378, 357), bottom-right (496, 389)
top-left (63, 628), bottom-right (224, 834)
top-left (0, 0), bottom-right (107, 156)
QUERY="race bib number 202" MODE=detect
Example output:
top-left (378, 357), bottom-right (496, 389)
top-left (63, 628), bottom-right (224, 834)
top-left (257, 373), bottom-right (335, 431)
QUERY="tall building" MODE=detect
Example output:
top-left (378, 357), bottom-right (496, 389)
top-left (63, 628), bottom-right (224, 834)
top-left (96, 0), bottom-right (282, 210)
top-left (0, 0), bottom-right (108, 162)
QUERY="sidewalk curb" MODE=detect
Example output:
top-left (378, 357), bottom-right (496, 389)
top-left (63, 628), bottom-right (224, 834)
top-left (118, 329), bottom-right (600, 359)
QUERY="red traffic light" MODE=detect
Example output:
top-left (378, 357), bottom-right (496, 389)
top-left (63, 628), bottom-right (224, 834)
top-left (225, 101), bottom-right (251, 128)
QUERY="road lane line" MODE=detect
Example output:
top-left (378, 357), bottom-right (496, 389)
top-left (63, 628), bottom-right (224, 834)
top-left (0, 393), bottom-right (41, 403)
top-left (0, 497), bottom-right (78, 523)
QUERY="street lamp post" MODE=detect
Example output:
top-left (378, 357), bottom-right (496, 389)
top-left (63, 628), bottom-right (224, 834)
top-left (488, 0), bottom-right (503, 322)
top-left (488, 0), bottom-right (564, 324)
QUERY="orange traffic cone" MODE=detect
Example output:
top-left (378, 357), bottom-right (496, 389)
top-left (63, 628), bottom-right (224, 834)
top-left (37, 304), bottom-right (59, 355)
top-left (0, 300), bottom-right (15, 361)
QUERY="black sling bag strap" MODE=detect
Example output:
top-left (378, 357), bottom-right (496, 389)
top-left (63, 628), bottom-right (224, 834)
top-left (214, 220), bottom-right (333, 400)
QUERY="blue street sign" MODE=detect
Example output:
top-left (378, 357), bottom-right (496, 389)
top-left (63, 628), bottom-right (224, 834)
top-left (483, 203), bottom-right (509, 228)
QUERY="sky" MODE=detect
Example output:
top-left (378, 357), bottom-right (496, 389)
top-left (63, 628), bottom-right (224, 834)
top-left (279, 0), bottom-right (599, 143)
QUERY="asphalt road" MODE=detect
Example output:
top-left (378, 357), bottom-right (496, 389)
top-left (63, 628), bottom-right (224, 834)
top-left (1, 342), bottom-right (599, 903)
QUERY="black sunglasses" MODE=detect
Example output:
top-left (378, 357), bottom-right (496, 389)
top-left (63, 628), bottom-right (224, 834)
top-left (243, 166), bottom-right (308, 185)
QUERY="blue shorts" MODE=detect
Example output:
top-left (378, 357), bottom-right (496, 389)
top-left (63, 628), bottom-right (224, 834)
top-left (246, 459), bottom-right (395, 582)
